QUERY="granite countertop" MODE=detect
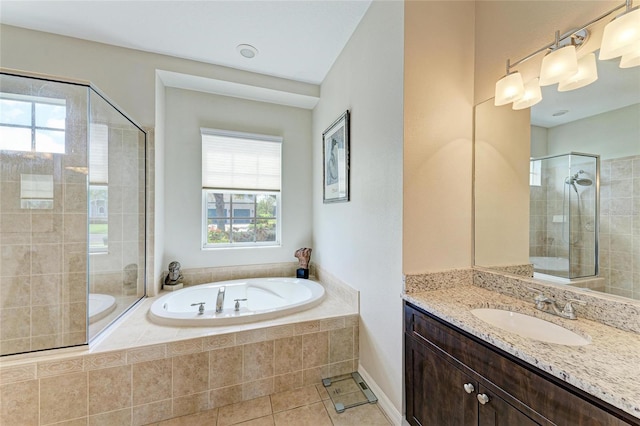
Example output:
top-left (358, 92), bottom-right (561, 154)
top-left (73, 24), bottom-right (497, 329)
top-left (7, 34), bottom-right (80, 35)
top-left (402, 285), bottom-right (640, 420)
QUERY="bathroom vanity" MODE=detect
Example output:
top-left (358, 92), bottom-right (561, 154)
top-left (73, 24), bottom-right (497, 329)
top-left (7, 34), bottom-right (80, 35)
top-left (403, 280), bottom-right (640, 426)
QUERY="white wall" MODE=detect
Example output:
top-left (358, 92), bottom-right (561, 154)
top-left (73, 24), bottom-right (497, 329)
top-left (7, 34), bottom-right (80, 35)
top-left (312, 0), bottom-right (404, 413)
top-left (546, 104), bottom-right (640, 160)
top-left (164, 87), bottom-right (312, 268)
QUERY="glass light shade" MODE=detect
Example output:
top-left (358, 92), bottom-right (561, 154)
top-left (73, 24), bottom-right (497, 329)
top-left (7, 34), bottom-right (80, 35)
top-left (558, 53), bottom-right (598, 91)
top-left (599, 8), bottom-right (640, 60)
top-left (494, 72), bottom-right (524, 106)
top-left (512, 78), bottom-right (542, 110)
top-left (620, 42), bottom-right (640, 68)
top-left (539, 45), bottom-right (579, 86)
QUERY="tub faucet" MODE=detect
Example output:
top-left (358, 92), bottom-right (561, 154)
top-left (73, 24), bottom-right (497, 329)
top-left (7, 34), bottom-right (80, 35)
top-left (216, 287), bottom-right (225, 313)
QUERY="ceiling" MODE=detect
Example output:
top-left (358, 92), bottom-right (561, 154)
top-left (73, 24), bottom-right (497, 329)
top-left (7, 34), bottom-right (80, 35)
top-left (0, 0), bottom-right (373, 85)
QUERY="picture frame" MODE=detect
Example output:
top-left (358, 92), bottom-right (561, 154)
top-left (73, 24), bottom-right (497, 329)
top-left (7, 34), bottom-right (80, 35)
top-left (322, 110), bottom-right (350, 203)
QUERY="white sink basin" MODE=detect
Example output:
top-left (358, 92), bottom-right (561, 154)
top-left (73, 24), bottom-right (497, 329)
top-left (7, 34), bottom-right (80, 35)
top-left (471, 309), bottom-right (590, 346)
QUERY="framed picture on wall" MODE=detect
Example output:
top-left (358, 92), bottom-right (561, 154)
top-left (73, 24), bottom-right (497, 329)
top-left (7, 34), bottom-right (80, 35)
top-left (322, 110), bottom-right (350, 203)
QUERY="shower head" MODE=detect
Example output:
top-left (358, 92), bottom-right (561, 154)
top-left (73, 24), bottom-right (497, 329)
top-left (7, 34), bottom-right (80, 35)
top-left (575, 177), bottom-right (592, 186)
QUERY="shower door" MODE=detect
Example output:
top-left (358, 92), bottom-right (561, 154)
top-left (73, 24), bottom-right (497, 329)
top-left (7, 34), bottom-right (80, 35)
top-left (529, 152), bottom-right (599, 279)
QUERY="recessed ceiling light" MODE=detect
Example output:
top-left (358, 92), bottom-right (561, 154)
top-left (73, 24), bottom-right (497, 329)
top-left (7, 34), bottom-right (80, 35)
top-left (237, 44), bottom-right (258, 59)
top-left (552, 110), bottom-right (569, 117)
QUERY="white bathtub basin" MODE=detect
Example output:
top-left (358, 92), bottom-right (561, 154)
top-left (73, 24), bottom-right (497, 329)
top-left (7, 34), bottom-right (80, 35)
top-left (471, 308), bottom-right (590, 346)
top-left (149, 277), bottom-right (325, 326)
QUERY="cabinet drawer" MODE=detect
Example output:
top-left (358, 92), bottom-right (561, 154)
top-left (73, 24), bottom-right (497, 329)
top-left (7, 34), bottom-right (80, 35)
top-left (404, 302), bottom-right (637, 425)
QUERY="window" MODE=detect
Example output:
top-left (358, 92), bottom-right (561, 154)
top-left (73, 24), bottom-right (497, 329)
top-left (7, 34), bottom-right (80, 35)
top-left (202, 128), bottom-right (282, 248)
top-left (89, 123), bottom-right (109, 253)
top-left (530, 159), bottom-right (542, 186)
top-left (0, 93), bottom-right (66, 153)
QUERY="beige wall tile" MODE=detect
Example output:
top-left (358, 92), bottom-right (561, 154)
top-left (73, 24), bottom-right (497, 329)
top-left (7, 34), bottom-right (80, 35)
top-left (31, 304), bottom-right (62, 337)
top-left (243, 340), bottom-right (273, 381)
top-left (274, 335), bottom-right (302, 376)
top-left (265, 325), bottom-right (294, 340)
top-left (329, 327), bottom-right (354, 363)
top-left (1, 275), bottom-right (31, 308)
top-left (217, 395), bottom-right (271, 426)
top-left (132, 399), bottom-right (172, 426)
top-left (1, 246), bottom-right (32, 278)
top-left (242, 377), bottom-right (274, 401)
top-left (172, 351), bottom-right (209, 397)
top-left (329, 360), bottom-right (355, 377)
top-left (302, 331), bottom-right (328, 369)
top-left (320, 317), bottom-right (345, 331)
top-left (48, 417), bottom-right (89, 425)
top-left (88, 365), bottom-right (132, 415)
top-left (127, 344), bottom-right (166, 364)
top-left (168, 337), bottom-right (203, 356)
top-left (85, 351), bottom-right (126, 370)
top-left (203, 333), bottom-right (235, 350)
top-left (172, 391), bottom-right (210, 418)
top-left (302, 366), bottom-right (329, 387)
top-left (210, 384), bottom-right (243, 409)
top-left (294, 320), bottom-right (320, 335)
top-left (40, 372), bottom-right (88, 425)
top-left (210, 345), bottom-right (243, 389)
top-left (31, 274), bottom-right (62, 306)
top-left (38, 357), bottom-right (84, 378)
top-left (0, 363), bottom-right (36, 384)
top-left (88, 408), bottom-right (132, 426)
top-left (0, 306), bottom-right (30, 340)
top-left (237, 329), bottom-right (267, 345)
top-left (0, 379), bottom-right (39, 426)
top-left (32, 243), bottom-right (63, 275)
top-left (132, 357), bottom-right (172, 406)
top-left (274, 371), bottom-right (303, 393)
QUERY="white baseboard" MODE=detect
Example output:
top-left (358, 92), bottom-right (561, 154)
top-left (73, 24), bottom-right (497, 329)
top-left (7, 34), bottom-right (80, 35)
top-left (357, 364), bottom-right (407, 426)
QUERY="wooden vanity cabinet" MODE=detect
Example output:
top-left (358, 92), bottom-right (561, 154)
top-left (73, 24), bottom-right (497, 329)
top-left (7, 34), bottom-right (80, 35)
top-left (404, 302), bottom-right (639, 426)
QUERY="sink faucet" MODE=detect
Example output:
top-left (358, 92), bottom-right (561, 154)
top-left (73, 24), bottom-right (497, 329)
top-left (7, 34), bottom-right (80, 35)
top-left (528, 287), bottom-right (586, 320)
top-left (216, 286), bottom-right (225, 313)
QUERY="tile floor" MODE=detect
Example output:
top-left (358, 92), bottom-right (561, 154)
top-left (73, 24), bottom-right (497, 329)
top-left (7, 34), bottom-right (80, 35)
top-left (149, 383), bottom-right (392, 425)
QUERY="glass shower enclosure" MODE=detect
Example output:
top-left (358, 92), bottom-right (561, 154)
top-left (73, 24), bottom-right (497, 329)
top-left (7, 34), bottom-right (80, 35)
top-left (0, 70), bottom-right (146, 356)
top-left (529, 152), bottom-right (599, 279)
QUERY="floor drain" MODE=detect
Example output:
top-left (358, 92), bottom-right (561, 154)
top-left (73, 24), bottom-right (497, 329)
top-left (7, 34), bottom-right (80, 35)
top-left (322, 371), bottom-right (378, 413)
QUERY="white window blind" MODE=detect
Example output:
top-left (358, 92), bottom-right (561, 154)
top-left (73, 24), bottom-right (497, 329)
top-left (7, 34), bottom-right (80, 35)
top-left (89, 123), bottom-right (109, 184)
top-left (201, 128), bottom-right (282, 191)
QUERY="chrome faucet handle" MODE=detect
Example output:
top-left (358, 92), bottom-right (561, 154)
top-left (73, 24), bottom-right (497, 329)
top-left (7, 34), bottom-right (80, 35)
top-left (562, 299), bottom-right (586, 319)
top-left (527, 287), bottom-right (551, 303)
top-left (190, 302), bottom-right (206, 314)
top-left (234, 298), bottom-right (247, 311)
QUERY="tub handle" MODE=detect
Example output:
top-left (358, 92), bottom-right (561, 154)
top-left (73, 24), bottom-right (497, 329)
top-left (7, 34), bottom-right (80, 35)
top-left (234, 299), bottom-right (247, 311)
top-left (190, 302), bottom-right (206, 314)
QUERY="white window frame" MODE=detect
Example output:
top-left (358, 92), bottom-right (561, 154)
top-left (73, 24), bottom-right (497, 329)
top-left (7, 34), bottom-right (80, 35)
top-left (530, 159), bottom-right (542, 186)
top-left (201, 128), bottom-right (282, 249)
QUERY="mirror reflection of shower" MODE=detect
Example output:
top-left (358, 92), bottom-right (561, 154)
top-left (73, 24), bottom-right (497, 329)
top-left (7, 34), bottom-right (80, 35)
top-left (562, 169), bottom-right (593, 245)
top-left (529, 153), bottom-right (599, 280)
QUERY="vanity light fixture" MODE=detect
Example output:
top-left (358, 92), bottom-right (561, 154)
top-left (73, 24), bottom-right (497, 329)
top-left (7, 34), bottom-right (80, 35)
top-left (495, 60), bottom-right (524, 106)
top-left (558, 53), bottom-right (599, 91)
top-left (620, 42), bottom-right (640, 67)
top-left (513, 78), bottom-right (543, 110)
top-left (495, 0), bottom-right (637, 107)
top-left (599, 0), bottom-right (640, 60)
top-left (539, 32), bottom-right (579, 86)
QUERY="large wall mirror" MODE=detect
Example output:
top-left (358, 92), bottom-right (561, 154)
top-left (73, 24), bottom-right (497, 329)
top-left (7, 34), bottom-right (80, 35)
top-left (475, 53), bottom-right (640, 301)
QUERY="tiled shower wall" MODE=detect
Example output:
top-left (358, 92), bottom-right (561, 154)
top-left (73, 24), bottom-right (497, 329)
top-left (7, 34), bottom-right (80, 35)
top-left (0, 79), bottom-right (89, 355)
top-left (0, 314), bottom-right (359, 425)
top-left (600, 155), bottom-right (640, 299)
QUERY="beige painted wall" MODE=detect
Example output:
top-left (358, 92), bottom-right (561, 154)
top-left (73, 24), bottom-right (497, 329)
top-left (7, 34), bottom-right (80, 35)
top-left (404, 1), bottom-right (475, 274)
top-left (474, 100), bottom-right (531, 267)
top-left (164, 87), bottom-right (313, 269)
top-left (312, 0), bottom-right (404, 413)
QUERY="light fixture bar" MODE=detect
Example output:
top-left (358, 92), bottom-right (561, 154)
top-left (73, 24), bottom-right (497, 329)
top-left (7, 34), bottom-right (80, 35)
top-left (506, 0), bottom-right (630, 71)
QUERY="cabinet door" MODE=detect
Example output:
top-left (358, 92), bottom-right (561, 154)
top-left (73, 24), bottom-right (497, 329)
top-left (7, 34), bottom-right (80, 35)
top-left (405, 335), bottom-right (477, 426)
top-left (477, 384), bottom-right (541, 426)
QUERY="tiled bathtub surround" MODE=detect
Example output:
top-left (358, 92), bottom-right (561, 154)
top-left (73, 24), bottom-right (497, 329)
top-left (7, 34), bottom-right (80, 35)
top-left (0, 275), bottom-right (359, 425)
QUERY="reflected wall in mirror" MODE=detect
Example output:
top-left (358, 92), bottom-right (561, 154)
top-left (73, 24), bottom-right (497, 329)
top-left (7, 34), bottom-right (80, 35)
top-left (474, 53), bottom-right (640, 301)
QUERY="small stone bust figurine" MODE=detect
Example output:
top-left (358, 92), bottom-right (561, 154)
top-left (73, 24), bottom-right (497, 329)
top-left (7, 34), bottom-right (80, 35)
top-left (295, 248), bottom-right (312, 279)
top-left (164, 261), bottom-right (183, 286)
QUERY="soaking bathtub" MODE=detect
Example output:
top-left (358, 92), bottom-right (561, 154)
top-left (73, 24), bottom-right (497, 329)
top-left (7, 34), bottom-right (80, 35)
top-left (149, 277), bottom-right (325, 326)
